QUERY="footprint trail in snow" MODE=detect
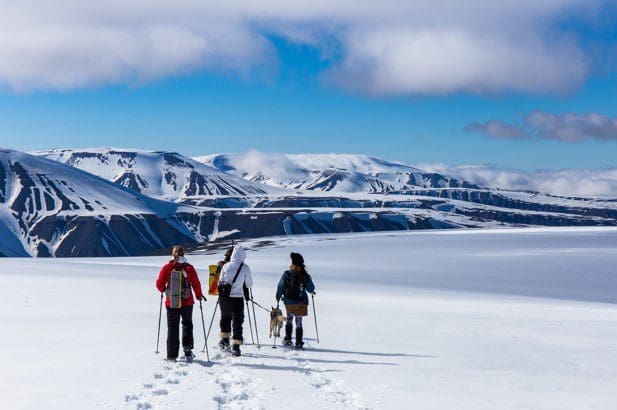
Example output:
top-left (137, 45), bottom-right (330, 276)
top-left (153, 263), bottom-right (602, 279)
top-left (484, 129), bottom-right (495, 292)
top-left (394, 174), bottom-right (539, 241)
top-left (280, 348), bottom-right (367, 409)
top-left (123, 344), bottom-right (366, 409)
top-left (124, 361), bottom-right (190, 409)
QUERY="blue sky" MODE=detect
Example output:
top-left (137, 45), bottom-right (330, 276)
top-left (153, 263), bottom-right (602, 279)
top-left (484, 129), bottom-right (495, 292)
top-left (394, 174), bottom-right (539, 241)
top-left (0, 1), bottom-right (616, 171)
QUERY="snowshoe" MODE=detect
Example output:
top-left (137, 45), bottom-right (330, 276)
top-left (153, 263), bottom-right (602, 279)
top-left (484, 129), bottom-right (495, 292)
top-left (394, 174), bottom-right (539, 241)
top-left (295, 328), bottom-right (304, 350)
top-left (218, 338), bottom-right (230, 351)
top-left (183, 349), bottom-right (195, 360)
top-left (232, 345), bottom-right (241, 357)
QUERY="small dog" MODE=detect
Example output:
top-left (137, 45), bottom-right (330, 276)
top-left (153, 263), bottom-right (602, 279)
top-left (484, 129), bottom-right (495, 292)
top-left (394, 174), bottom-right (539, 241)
top-left (269, 306), bottom-right (285, 338)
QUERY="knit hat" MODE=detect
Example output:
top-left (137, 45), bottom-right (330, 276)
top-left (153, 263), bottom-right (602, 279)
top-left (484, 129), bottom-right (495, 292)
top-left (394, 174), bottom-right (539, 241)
top-left (290, 252), bottom-right (304, 267)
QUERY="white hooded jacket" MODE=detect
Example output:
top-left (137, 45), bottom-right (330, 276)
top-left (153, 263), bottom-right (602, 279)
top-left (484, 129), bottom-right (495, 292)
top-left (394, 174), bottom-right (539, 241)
top-left (219, 246), bottom-right (253, 298)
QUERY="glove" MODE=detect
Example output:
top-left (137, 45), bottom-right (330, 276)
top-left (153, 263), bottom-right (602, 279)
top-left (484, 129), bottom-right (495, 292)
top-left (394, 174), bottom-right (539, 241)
top-left (197, 295), bottom-right (206, 302)
top-left (243, 286), bottom-right (250, 301)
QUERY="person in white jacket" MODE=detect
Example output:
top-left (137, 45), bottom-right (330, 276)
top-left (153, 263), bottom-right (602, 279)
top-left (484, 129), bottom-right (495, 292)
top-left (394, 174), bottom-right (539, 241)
top-left (218, 245), bottom-right (253, 356)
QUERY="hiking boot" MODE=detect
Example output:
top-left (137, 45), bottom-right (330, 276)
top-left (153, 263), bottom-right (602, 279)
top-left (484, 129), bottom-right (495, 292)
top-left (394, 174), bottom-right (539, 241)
top-left (283, 323), bottom-right (293, 346)
top-left (218, 338), bottom-right (230, 350)
top-left (165, 357), bottom-right (177, 362)
top-left (183, 349), bottom-right (194, 358)
top-left (232, 344), bottom-right (241, 357)
top-left (295, 328), bottom-right (304, 350)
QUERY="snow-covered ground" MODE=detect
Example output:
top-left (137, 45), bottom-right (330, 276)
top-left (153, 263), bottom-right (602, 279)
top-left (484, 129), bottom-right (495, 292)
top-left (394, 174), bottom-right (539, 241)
top-left (2, 227), bottom-right (617, 409)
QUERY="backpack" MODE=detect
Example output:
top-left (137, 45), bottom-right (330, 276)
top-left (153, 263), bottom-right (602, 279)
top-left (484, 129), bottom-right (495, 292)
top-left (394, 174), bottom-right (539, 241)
top-left (283, 270), bottom-right (306, 301)
top-left (167, 265), bottom-right (191, 308)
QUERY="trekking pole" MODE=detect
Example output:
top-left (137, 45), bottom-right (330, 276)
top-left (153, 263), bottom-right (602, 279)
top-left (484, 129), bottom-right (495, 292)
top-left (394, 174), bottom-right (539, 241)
top-left (245, 299), bottom-right (255, 345)
top-left (250, 288), bottom-right (261, 349)
top-left (199, 299), bottom-right (210, 362)
top-left (312, 294), bottom-right (319, 344)
top-left (206, 300), bottom-right (219, 340)
top-left (155, 292), bottom-right (163, 354)
top-left (272, 300), bottom-right (280, 349)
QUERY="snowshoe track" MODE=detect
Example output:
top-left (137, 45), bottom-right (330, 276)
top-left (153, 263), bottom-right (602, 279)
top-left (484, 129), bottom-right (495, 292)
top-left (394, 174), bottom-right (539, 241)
top-left (124, 361), bottom-right (190, 409)
top-left (123, 344), bottom-right (365, 409)
top-left (281, 348), bottom-right (367, 409)
top-left (210, 350), bottom-right (267, 409)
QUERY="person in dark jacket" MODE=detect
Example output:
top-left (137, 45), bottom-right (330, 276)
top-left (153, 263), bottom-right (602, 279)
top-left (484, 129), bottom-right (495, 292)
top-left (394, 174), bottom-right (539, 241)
top-left (155, 245), bottom-right (204, 361)
top-left (276, 252), bottom-right (315, 349)
top-left (218, 245), bottom-right (253, 356)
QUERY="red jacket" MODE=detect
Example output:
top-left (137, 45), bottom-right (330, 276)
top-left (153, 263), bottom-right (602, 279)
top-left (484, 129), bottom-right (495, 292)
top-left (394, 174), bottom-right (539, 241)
top-left (155, 260), bottom-right (204, 307)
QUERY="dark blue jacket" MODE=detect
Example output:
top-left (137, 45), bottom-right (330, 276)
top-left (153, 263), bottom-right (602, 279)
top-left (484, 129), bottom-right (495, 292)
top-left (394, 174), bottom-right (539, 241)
top-left (276, 269), bottom-right (315, 305)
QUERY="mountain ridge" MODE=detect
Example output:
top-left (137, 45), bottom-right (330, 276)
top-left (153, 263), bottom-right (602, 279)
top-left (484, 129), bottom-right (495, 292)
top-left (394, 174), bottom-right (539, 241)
top-left (1, 147), bottom-right (615, 257)
top-left (195, 152), bottom-right (479, 193)
top-left (34, 148), bottom-right (280, 201)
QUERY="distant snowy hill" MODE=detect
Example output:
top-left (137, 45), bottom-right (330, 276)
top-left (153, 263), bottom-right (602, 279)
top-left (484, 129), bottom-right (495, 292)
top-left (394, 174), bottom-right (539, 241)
top-left (2, 147), bottom-right (616, 257)
top-left (0, 149), bottom-right (198, 256)
top-left (35, 148), bottom-right (276, 201)
top-left (195, 152), bottom-right (478, 193)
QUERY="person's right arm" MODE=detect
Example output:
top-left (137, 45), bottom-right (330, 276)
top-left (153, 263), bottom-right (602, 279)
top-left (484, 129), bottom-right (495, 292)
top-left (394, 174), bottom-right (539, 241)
top-left (275, 272), bottom-right (286, 302)
top-left (305, 276), bottom-right (316, 295)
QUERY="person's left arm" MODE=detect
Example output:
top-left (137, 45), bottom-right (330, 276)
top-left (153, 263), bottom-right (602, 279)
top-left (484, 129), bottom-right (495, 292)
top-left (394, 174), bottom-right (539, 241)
top-left (244, 265), bottom-right (253, 288)
top-left (187, 264), bottom-right (204, 300)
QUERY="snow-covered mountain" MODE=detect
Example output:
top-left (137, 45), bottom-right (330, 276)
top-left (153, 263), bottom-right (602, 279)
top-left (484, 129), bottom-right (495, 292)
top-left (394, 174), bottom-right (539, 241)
top-left (0, 149), bottom-right (199, 256)
top-left (3, 147), bottom-right (617, 257)
top-left (35, 148), bottom-right (277, 201)
top-left (195, 152), bottom-right (479, 193)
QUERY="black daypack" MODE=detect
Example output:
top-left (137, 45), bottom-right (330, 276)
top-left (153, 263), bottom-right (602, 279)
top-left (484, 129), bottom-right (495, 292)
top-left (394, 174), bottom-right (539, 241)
top-left (283, 271), bottom-right (306, 301)
top-left (217, 263), bottom-right (244, 299)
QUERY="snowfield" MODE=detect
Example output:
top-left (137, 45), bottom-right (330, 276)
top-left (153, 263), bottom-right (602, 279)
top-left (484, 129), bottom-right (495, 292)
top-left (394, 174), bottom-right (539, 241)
top-left (2, 227), bottom-right (617, 409)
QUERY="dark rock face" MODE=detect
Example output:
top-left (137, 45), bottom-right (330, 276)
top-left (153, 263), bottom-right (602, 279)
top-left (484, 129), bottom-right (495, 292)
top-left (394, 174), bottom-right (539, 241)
top-left (29, 214), bottom-right (196, 257)
top-left (65, 151), bottom-right (108, 166)
top-left (163, 153), bottom-right (194, 168)
top-left (114, 172), bottom-right (148, 193)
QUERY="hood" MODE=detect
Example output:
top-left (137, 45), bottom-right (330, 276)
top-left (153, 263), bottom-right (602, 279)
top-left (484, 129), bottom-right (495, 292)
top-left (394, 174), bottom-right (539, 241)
top-left (230, 246), bottom-right (246, 263)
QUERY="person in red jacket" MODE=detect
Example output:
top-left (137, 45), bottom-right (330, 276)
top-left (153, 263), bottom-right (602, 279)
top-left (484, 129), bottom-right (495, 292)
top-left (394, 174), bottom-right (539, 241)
top-left (155, 245), bottom-right (204, 361)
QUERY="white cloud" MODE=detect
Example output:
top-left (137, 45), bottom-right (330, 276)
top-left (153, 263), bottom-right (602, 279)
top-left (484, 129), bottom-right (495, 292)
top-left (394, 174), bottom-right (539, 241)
top-left (329, 27), bottom-right (587, 96)
top-left (526, 110), bottom-right (617, 141)
top-left (416, 163), bottom-right (617, 197)
top-left (230, 150), bottom-right (303, 181)
top-left (0, 1), bottom-right (608, 94)
top-left (464, 120), bottom-right (528, 139)
top-left (465, 110), bottom-right (617, 142)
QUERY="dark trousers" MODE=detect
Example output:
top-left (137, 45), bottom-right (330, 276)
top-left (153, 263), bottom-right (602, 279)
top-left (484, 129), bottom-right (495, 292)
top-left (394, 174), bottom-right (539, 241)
top-left (166, 305), bottom-right (193, 359)
top-left (219, 296), bottom-right (244, 343)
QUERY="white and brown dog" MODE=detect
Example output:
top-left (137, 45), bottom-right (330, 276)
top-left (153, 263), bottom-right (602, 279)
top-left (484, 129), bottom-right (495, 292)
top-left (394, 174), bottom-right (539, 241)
top-left (269, 306), bottom-right (285, 338)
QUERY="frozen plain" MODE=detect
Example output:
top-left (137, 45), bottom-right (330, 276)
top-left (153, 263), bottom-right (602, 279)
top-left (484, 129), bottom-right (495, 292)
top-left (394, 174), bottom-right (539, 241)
top-left (1, 227), bottom-right (616, 409)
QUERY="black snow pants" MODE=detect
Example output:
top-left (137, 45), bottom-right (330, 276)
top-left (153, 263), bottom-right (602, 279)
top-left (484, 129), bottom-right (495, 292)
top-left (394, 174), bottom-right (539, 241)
top-left (219, 296), bottom-right (244, 344)
top-left (166, 305), bottom-right (194, 359)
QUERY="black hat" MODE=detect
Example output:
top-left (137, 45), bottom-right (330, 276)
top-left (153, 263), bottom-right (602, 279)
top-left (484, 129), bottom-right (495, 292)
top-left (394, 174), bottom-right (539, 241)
top-left (290, 252), bottom-right (304, 266)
